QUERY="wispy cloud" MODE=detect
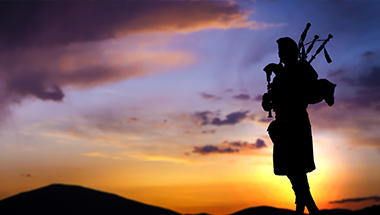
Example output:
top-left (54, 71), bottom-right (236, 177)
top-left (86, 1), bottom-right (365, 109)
top-left (84, 151), bottom-right (193, 163)
top-left (211, 110), bottom-right (250, 126)
top-left (131, 154), bottom-right (194, 163)
top-left (202, 129), bottom-right (216, 134)
top-left (0, 2), bottom-right (258, 50)
top-left (257, 116), bottom-right (273, 123)
top-left (198, 92), bottom-right (221, 100)
top-left (127, 118), bottom-right (140, 123)
top-left (329, 196), bottom-right (380, 204)
top-left (361, 50), bottom-right (379, 57)
top-left (192, 111), bottom-right (215, 126)
top-left (340, 66), bottom-right (380, 110)
top-left (222, 139), bottom-right (267, 149)
top-left (253, 94), bottom-right (262, 102)
top-left (190, 139), bottom-right (267, 156)
top-left (232, 94), bottom-right (251, 100)
top-left (192, 110), bottom-right (250, 126)
top-left (84, 152), bottom-right (126, 160)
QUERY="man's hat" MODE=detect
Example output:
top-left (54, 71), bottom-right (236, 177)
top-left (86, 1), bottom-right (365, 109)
top-left (276, 37), bottom-right (298, 54)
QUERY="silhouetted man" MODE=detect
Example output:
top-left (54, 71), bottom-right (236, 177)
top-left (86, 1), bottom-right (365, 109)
top-left (262, 37), bottom-right (320, 214)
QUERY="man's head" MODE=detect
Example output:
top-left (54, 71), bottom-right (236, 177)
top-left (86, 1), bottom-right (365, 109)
top-left (276, 37), bottom-right (298, 64)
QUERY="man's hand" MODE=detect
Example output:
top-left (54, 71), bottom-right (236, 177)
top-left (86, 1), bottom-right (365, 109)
top-left (262, 93), bottom-right (272, 112)
top-left (262, 93), bottom-right (271, 101)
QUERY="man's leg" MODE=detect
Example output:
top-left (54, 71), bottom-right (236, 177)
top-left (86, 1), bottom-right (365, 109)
top-left (287, 173), bottom-right (319, 214)
top-left (295, 200), bottom-right (305, 214)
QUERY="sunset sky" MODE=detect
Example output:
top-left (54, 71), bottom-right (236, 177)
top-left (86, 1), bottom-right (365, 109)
top-left (0, 1), bottom-right (380, 214)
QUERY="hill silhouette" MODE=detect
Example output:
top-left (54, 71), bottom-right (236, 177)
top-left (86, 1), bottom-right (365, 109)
top-left (229, 206), bottom-right (294, 215)
top-left (0, 184), bottom-right (181, 215)
top-left (228, 206), bottom-right (354, 215)
top-left (0, 184), bottom-right (378, 215)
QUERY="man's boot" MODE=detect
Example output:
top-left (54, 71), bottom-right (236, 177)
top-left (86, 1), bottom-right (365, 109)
top-left (303, 190), bottom-right (320, 214)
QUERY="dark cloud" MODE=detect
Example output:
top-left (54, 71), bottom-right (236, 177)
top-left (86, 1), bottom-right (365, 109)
top-left (222, 139), bottom-right (267, 149)
top-left (361, 50), bottom-right (379, 57)
top-left (211, 110), bottom-right (249, 126)
top-left (192, 111), bottom-right (214, 126)
top-left (192, 110), bottom-right (249, 126)
top-left (0, 1), bottom-right (254, 114)
top-left (198, 92), bottom-right (221, 100)
top-left (0, 2), bottom-right (252, 50)
top-left (0, 49), bottom-right (181, 107)
top-left (340, 66), bottom-right (380, 110)
top-left (5, 73), bottom-right (64, 101)
top-left (255, 139), bottom-right (267, 148)
top-left (258, 116), bottom-right (273, 123)
top-left (225, 89), bottom-right (234, 92)
top-left (301, 49), bottom-right (380, 141)
top-left (232, 94), bottom-right (251, 100)
top-left (323, 48), bottom-right (380, 114)
top-left (355, 66), bottom-right (380, 89)
top-left (190, 139), bottom-right (266, 155)
top-left (342, 89), bottom-right (380, 110)
top-left (329, 196), bottom-right (380, 204)
top-left (192, 145), bottom-right (238, 155)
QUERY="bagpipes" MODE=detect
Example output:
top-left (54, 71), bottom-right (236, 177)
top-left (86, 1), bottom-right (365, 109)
top-left (298, 23), bottom-right (333, 64)
top-left (263, 23), bottom-right (336, 118)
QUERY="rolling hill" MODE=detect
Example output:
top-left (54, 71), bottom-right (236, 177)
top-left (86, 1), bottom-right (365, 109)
top-left (0, 184), bottom-right (378, 215)
top-left (0, 184), bottom-right (180, 215)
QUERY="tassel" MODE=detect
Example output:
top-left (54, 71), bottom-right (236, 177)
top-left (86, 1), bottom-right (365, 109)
top-left (324, 48), bottom-right (332, 63)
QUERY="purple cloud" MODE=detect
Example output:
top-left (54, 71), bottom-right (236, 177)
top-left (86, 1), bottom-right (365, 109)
top-left (361, 50), bottom-right (379, 57)
top-left (0, 1), bottom-right (255, 116)
top-left (198, 92), bottom-right (221, 100)
top-left (253, 94), bottom-right (262, 102)
top-left (192, 111), bottom-right (214, 126)
top-left (232, 94), bottom-right (251, 100)
top-left (339, 66), bottom-right (380, 110)
top-left (5, 73), bottom-right (64, 101)
top-left (211, 110), bottom-right (249, 126)
top-left (258, 116), bottom-right (273, 123)
top-left (222, 139), bottom-right (267, 149)
top-left (202, 129), bottom-right (216, 134)
top-left (0, 2), bottom-right (253, 50)
top-left (192, 110), bottom-right (249, 126)
top-left (192, 145), bottom-right (239, 155)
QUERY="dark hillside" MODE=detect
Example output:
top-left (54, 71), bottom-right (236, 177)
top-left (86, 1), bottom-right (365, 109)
top-left (0, 184), bottom-right (181, 215)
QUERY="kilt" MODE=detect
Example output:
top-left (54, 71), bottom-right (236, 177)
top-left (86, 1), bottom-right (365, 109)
top-left (267, 114), bottom-right (316, 175)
